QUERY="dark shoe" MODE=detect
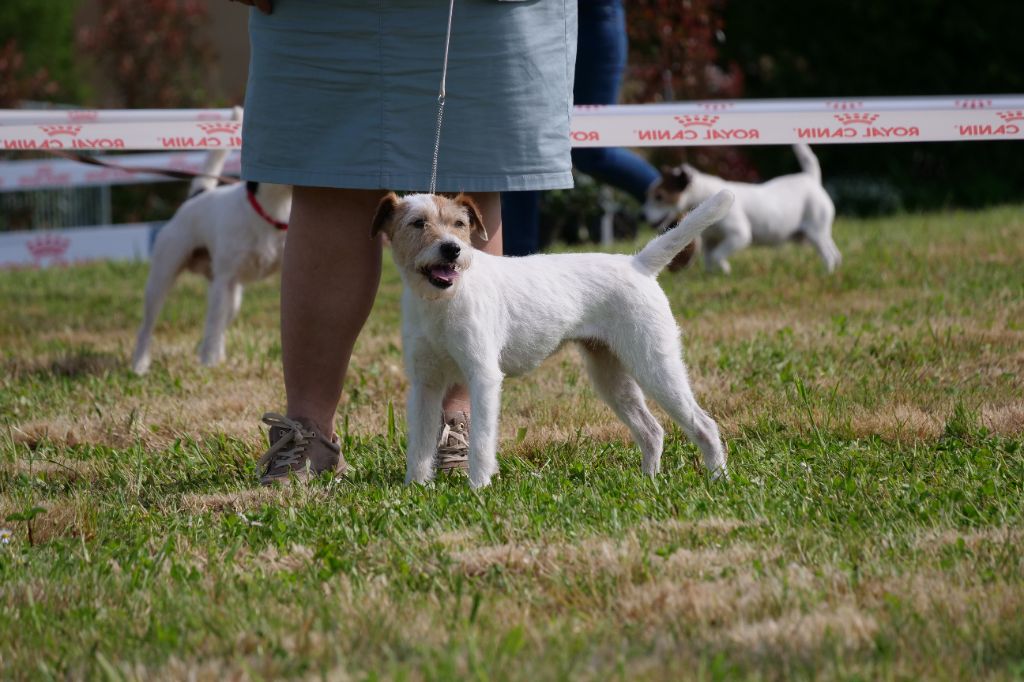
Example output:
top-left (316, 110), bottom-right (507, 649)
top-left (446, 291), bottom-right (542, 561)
top-left (435, 409), bottom-right (470, 473)
top-left (258, 412), bottom-right (345, 485)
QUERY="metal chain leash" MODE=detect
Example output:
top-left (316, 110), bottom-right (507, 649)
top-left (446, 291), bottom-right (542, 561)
top-left (429, 0), bottom-right (456, 195)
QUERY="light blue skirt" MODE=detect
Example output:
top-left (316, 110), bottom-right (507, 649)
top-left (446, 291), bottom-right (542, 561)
top-left (241, 0), bottom-right (577, 192)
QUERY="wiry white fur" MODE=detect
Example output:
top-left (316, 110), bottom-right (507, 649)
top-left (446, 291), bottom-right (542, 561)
top-left (643, 144), bottom-right (840, 274)
top-left (385, 190), bottom-right (735, 489)
top-left (130, 150), bottom-right (292, 374)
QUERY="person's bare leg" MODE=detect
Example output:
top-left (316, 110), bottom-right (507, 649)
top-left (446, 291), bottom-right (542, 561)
top-left (282, 187), bottom-right (385, 436)
top-left (443, 191), bottom-right (503, 414)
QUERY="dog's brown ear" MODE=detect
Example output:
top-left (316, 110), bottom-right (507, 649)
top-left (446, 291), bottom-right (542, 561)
top-left (456, 193), bottom-right (488, 241)
top-left (371, 192), bottom-right (400, 238)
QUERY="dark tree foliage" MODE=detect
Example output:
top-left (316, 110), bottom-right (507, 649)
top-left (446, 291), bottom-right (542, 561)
top-left (0, 1), bottom-right (80, 106)
top-left (718, 0), bottom-right (1024, 211)
top-left (77, 0), bottom-right (220, 224)
top-left (625, 0), bottom-right (758, 182)
top-left (78, 0), bottom-right (216, 108)
top-left (0, 40), bottom-right (59, 108)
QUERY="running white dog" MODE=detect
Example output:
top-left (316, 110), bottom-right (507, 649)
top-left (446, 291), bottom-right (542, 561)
top-left (643, 144), bottom-right (840, 273)
top-left (131, 148), bottom-right (292, 374)
top-left (372, 189), bottom-right (735, 489)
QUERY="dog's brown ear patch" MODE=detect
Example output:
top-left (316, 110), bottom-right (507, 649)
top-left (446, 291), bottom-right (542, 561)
top-left (371, 192), bottom-right (400, 238)
top-left (456, 194), bottom-right (488, 241)
top-left (662, 166), bottom-right (691, 192)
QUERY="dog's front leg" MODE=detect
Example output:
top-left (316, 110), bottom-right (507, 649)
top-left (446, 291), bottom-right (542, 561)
top-left (198, 275), bottom-right (235, 366)
top-left (468, 368), bottom-right (503, 489)
top-left (405, 380), bottom-right (444, 484)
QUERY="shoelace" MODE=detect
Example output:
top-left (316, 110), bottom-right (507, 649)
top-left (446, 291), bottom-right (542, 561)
top-left (258, 412), bottom-right (314, 473)
top-left (436, 420), bottom-right (469, 467)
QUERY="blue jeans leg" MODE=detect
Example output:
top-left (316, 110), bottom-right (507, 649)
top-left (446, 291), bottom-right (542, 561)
top-left (500, 191), bottom-right (541, 257)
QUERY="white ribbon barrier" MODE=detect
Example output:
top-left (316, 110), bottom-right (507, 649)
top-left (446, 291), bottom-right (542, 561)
top-left (0, 108), bottom-right (236, 126)
top-left (0, 222), bottom-right (157, 269)
top-left (0, 151), bottom-right (241, 193)
top-left (1, 96), bottom-right (1022, 151)
top-left (571, 95), bottom-right (1024, 147)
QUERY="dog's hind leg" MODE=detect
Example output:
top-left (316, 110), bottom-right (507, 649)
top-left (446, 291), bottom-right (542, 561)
top-left (613, 330), bottom-right (727, 478)
top-left (802, 202), bottom-right (841, 273)
top-left (579, 341), bottom-right (665, 476)
top-left (228, 282), bottom-right (244, 323)
top-left (198, 275), bottom-right (236, 366)
top-left (704, 215), bottom-right (751, 275)
top-left (131, 230), bottom-right (190, 374)
top-left (804, 228), bottom-right (841, 273)
top-left (405, 380), bottom-right (445, 484)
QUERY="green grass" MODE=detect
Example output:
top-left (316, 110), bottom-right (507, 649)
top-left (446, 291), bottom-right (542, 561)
top-left (1, 205), bottom-right (1023, 680)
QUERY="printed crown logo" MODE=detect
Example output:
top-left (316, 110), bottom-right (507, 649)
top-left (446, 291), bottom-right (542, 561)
top-left (26, 234), bottom-right (71, 259)
top-left (22, 167), bottom-right (69, 184)
top-left (66, 110), bottom-right (99, 122)
top-left (196, 122), bottom-right (242, 134)
top-left (834, 113), bottom-right (879, 126)
top-left (39, 125), bottom-right (82, 137)
top-left (827, 101), bottom-right (864, 111)
top-left (955, 99), bottom-right (992, 109)
top-left (996, 111), bottom-right (1024, 122)
top-left (674, 115), bottom-right (719, 127)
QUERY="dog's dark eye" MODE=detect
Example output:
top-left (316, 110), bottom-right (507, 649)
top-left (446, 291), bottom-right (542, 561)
top-left (455, 220), bottom-right (467, 228)
top-left (412, 218), bottom-right (426, 229)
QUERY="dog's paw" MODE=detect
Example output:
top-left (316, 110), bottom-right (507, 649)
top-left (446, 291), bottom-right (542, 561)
top-left (131, 356), bottom-right (151, 375)
top-left (198, 349), bottom-right (225, 367)
top-left (468, 471), bottom-right (495, 489)
top-left (710, 463), bottom-right (730, 482)
top-left (405, 463), bottom-right (436, 486)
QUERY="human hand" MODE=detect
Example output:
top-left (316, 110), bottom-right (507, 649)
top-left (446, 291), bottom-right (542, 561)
top-left (228, 0), bottom-right (272, 15)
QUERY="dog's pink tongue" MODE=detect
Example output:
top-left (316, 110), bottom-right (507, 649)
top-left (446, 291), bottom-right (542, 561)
top-left (430, 265), bottom-right (458, 283)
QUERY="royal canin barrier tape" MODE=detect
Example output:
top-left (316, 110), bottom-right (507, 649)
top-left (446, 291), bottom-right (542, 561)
top-left (0, 108), bottom-right (236, 126)
top-left (0, 151), bottom-right (241, 193)
top-left (0, 222), bottom-right (156, 269)
top-left (1, 96), bottom-right (1022, 152)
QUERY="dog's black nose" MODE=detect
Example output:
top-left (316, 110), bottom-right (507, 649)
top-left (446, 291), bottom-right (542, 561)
top-left (439, 242), bottom-right (461, 262)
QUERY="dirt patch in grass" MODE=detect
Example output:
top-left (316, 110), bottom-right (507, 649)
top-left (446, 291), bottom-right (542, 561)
top-left (912, 525), bottom-right (1024, 552)
top-left (723, 604), bottom-right (879, 659)
top-left (178, 486), bottom-right (330, 514)
top-left (4, 346), bottom-right (124, 380)
top-left (848, 403), bottom-right (945, 441)
top-left (450, 519), bottom-right (759, 580)
top-left (0, 454), bottom-right (100, 484)
top-left (0, 496), bottom-right (94, 545)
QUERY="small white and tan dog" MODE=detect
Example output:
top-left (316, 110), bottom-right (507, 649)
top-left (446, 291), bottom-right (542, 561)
top-left (131, 148), bottom-right (292, 374)
top-left (372, 189), bottom-right (735, 489)
top-left (643, 144), bottom-right (840, 274)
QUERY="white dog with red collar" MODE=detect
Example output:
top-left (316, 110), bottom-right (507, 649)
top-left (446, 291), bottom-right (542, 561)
top-left (131, 147), bottom-right (292, 374)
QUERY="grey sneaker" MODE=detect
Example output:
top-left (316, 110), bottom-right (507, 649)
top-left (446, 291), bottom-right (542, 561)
top-left (435, 409), bottom-right (470, 473)
top-left (258, 412), bottom-right (345, 485)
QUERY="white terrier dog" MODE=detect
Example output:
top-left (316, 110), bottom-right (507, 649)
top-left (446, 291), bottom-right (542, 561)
top-left (372, 189), bottom-right (735, 489)
top-left (131, 148), bottom-right (292, 374)
top-left (643, 144), bottom-right (840, 274)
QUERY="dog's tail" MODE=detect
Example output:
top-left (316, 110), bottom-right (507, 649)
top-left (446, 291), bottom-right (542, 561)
top-left (186, 148), bottom-right (230, 198)
top-left (792, 143), bottom-right (821, 181)
top-left (187, 106), bottom-right (242, 198)
top-left (633, 190), bottom-right (734, 276)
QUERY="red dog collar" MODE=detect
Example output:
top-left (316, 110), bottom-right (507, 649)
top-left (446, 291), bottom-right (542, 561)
top-left (246, 187), bottom-right (288, 231)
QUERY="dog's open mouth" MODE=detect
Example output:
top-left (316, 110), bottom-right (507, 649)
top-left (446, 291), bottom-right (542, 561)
top-left (422, 264), bottom-right (460, 289)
